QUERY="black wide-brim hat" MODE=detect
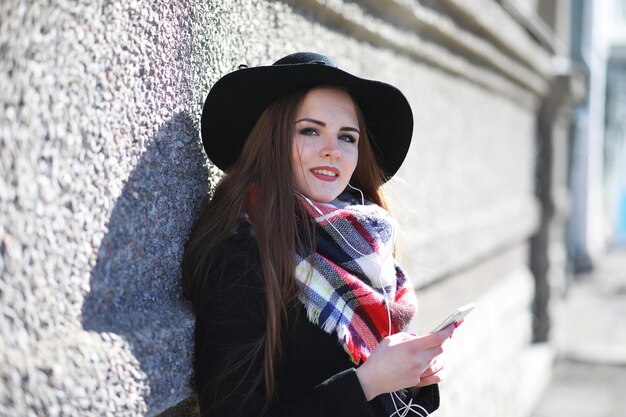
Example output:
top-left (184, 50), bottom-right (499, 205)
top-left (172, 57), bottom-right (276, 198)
top-left (201, 52), bottom-right (413, 181)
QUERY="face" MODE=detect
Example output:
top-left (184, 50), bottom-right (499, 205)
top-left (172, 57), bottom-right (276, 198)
top-left (292, 87), bottom-right (360, 203)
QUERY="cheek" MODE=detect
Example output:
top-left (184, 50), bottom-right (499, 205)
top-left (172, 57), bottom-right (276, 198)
top-left (346, 148), bottom-right (359, 173)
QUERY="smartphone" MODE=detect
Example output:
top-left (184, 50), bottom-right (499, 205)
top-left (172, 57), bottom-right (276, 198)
top-left (431, 303), bottom-right (475, 332)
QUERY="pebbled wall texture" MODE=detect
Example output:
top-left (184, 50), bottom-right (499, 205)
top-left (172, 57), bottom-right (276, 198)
top-left (1, 0), bottom-right (574, 416)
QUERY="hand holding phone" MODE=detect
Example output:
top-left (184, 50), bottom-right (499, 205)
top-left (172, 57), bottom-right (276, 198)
top-left (431, 303), bottom-right (475, 333)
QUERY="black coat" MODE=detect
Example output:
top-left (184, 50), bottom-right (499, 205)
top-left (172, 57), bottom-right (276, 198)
top-left (192, 226), bottom-right (440, 417)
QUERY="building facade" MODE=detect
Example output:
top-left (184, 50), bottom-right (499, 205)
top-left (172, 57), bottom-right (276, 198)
top-left (0, 1), bottom-right (581, 416)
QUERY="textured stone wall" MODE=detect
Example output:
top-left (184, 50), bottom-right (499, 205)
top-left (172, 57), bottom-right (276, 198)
top-left (1, 0), bottom-right (562, 416)
top-left (1, 0), bottom-right (205, 414)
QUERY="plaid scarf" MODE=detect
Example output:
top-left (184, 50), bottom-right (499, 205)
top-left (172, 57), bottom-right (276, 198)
top-left (295, 192), bottom-right (418, 365)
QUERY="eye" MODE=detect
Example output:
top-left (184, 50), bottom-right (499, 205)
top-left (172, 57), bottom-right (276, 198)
top-left (299, 127), bottom-right (319, 136)
top-left (339, 133), bottom-right (357, 144)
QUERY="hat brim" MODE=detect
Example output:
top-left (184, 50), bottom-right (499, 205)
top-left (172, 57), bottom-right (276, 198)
top-left (201, 63), bottom-right (413, 181)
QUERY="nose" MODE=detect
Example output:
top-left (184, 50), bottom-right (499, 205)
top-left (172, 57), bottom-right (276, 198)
top-left (320, 136), bottom-right (341, 160)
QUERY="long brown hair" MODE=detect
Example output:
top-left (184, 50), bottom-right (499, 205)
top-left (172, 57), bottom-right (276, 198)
top-left (182, 86), bottom-right (387, 409)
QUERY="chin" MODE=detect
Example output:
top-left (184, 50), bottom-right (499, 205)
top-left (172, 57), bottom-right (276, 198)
top-left (301, 191), bottom-right (341, 204)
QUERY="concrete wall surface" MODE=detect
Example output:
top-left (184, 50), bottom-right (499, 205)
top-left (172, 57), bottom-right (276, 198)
top-left (1, 0), bottom-right (568, 416)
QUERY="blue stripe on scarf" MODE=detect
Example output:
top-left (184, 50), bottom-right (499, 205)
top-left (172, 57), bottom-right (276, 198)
top-left (295, 191), bottom-right (417, 361)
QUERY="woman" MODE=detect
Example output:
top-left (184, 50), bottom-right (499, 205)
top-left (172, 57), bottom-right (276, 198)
top-left (182, 52), bottom-right (455, 417)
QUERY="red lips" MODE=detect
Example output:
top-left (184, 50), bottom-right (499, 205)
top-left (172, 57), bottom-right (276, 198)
top-left (310, 166), bottom-right (339, 182)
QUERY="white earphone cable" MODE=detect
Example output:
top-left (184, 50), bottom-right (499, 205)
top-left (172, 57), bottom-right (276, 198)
top-left (298, 190), bottom-right (429, 417)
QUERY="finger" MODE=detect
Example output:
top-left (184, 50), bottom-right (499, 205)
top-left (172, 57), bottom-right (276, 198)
top-left (395, 332), bottom-right (417, 342)
top-left (418, 363), bottom-right (447, 384)
top-left (422, 339), bottom-right (448, 357)
top-left (416, 371), bottom-right (445, 387)
top-left (421, 361), bottom-right (444, 378)
top-left (385, 332), bottom-right (415, 346)
top-left (412, 329), bottom-right (451, 350)
top-left (435, 323), bottom-right (455, 338)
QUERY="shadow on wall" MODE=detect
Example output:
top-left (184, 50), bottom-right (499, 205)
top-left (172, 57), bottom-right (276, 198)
top-left (81, 113), bottom-right (209, 415)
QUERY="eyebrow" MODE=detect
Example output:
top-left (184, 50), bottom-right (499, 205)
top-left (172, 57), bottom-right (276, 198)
top-left (295, 118), bottom-right (360, 134)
